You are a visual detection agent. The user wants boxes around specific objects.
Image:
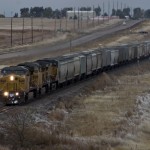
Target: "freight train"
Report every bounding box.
[0,41,150,105]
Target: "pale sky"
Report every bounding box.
[0,0,150,16]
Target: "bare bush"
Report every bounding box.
[48,109,66,121]
[3,108,35,149]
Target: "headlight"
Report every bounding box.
[4,92,9,96]
[15,92,19,96]
[10,76,14,81]
[14,100,18,104]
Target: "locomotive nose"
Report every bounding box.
[7,93,20,104]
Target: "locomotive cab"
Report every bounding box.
[18,62,43,91]
[0,66,29,104]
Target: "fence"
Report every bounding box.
[0,16,113,49]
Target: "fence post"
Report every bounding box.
[54,14,57,33]
[59,9,62,32]
[73,7,75,31]
[11,17,13,47]
[41,14,44,41]
[103,2,105,23]
[93,5,95,27]
[81,11,82,29]
[87,10,88,28]
[31,16,33,43]
[66,12,68,31]
[78,7,80,29]
[22,17,24,45]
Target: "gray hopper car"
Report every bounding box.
[110,49,119,66]
[101,49,111,68]
[2,40,150,105]
[90,48,102,71]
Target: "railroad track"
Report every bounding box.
[0,106,14,114]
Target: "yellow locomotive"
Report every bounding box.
[0,60,58,105]
[0,66,30,104]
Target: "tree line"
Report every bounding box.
[1,6,150,19]
[19,6,150,19]
[19,6,102,18]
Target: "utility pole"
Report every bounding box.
[66,10,68,31]
[87,9,89,27]
[54,13,57,33]
[103,2,104,23]
[124,3,126,9]
[70,37,72,53]
[121,2,122,11]
[93,5,94,27]
[68,34,72,53]
[81,10,83,29]
[98,5,100,25]
[108,0,110,21]
[11,17,13,47]
[113,0,114,10]
[73,7,75,31]
[41,14,44,41]
[22,17,24,45]
[78,7,80,29]
[31,16,33,43]
[59,9,62,32]
[10,11,13,47]
[130,7,133,17]
[116,0,118,17]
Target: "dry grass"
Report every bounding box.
[59,60,150,149]
[48,109,66,121]
[1,21,150,150]
[0,61,150,149]
[0,146,9,150]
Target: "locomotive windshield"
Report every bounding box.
[1,66,28,76]
[1,70,26,76]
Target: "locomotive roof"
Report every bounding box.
[130,42,141,46]
[57,56,74,62]
[43,58,58,64]
[101,48,111,51]
[35,60,50,68]
[62,52,82,56]
[112,44,129,48]
[18,62,41,72]
[63,53,87,59]
[46,55,75,62]
[144,41,150,43]
[81,50,96,55]
[1,66,29,74]
[2,66,28,72]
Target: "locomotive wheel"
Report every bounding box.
[33,90,37,98]
[51,83,57,90]
[24,93,28,102]
[45,86,49,93]
[39,88,41,95]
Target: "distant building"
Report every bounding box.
[0,14,5,18]
[125,16,129,20]
[67,11,96,20]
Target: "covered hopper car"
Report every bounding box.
[0,41,150,105]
